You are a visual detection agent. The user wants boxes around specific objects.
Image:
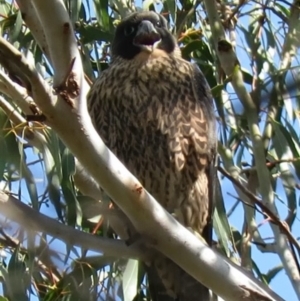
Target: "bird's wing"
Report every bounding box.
[190,63,216,153]
[190,62,217,244]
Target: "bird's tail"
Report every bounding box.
[145,252,210,301]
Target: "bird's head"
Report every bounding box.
[111,11,179,60]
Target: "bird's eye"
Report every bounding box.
[124,26,135,36]
[156,21,161,27]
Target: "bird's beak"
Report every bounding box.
[133,20,161,52]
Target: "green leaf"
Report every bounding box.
[0,108,22,179]
[93,0,110,31]
[142,0,154,11]
[272,120,300,179]
[123,259,139,301]
[166,0,177,24]
[265,265,283,283]
[7,246,28,301]
[22,161,39,210]
[211,83,226,99]
[252,260,269,285]
[9,10,22,44]
[274,2,290,18]
[76,23,112,44]
[43,130,63,218]
[61,147,81,226]
[213,179,233,257]
[69,0,82,24]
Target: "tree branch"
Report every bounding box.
[0,190,142,260]
[218,166,300,255]
[15,0,52,64]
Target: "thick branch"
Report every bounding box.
[30,0,80,87]
[0,69,36,116]
[15,0,52,63]
[0,190,142,260]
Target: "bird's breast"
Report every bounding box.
[108,56,193,99]
[88,55,210,216]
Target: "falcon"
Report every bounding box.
[87,11,217,301]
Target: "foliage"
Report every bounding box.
[0,0,299,300]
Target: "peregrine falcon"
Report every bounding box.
[88,11,217,301]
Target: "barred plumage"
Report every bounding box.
[88,11,217,301]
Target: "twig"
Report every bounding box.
[218,166,300,255]
[240,158,300,174]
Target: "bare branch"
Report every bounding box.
[0,190,143,260]
[30,0,79,87]
[15,0,51,63]
[0,69,36,116]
